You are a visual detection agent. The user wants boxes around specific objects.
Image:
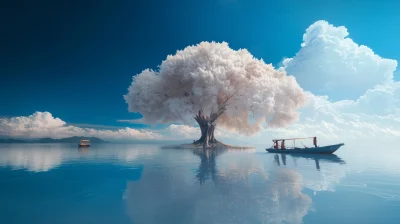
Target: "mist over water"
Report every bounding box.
[0,143,399,224]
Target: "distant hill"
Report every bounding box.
[0,138,27,143]
[0,136,108,144]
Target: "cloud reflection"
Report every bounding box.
[270,153,347,193]
[0,144,159,172]
[0,144,64,172]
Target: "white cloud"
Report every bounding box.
[0,112,162,141]
[166,124,199,139]
[339,82,400,116]
[0,111,66,137]
[281,20,397,101]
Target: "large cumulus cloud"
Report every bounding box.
[281,20,397,101]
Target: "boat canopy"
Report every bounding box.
[80,140,90,142]
[272,137,316,141]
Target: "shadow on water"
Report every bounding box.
[273,153,346,170]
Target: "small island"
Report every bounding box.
[162,141,255,150]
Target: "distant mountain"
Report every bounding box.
[0,136,108,144]
[0,138,27,143]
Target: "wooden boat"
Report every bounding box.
[78,139,91,147]
[265,137,344,154]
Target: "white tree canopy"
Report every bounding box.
[124,41,306,135]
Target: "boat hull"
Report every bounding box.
[266,143,344,154]
[78,144,90,147]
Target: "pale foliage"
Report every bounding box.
[124,42,306,135]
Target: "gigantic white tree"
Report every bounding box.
[124,42,306,147]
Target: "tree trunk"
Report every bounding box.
[194,111,218,148]
[191,93,236,148]
[208,124,216,142]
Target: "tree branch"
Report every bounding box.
[217,90,238,107]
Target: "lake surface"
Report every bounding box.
[1,143,400,224]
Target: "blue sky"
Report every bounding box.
[1,0,400,143]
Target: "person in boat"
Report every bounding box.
[281,140,285,150]
[274,140,279,149]
[313,137,317,147]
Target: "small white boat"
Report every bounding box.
[265,137,344,154]
[78,139,91,147]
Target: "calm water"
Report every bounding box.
[1,143,400,224]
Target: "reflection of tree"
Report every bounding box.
[192,148,227,185]
[124,149,312,224]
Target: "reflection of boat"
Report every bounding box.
[273,153,345,170]
[290,154,345,164]
[78,147,89,154]
[78,139,91,147]
[266,137,344,154]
